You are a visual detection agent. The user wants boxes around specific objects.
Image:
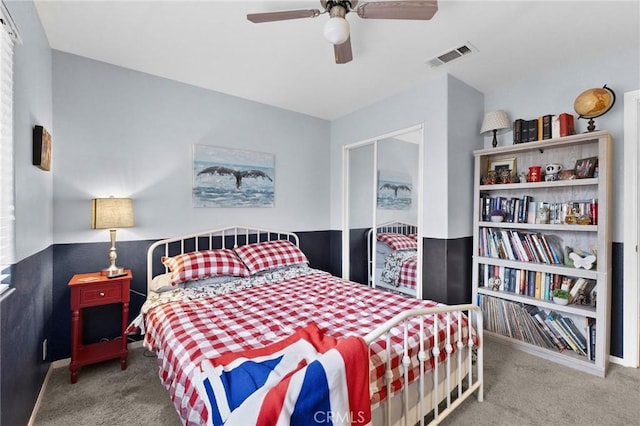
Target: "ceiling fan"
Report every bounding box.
[247,1,438,64]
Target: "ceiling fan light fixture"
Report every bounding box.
[323,16,350,45]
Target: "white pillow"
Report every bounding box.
[150,273,173,293]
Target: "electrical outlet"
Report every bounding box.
[42,339,47,361]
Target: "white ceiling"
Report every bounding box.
[33,1,640,120]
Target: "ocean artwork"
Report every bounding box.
[377,170,412,210]
[193,145,274,207]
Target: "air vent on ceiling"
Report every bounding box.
[427,43,477,68]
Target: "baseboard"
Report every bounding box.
[27,363,53,426]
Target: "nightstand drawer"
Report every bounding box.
[79,285,122,306]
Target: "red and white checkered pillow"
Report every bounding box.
[234,239,309,275]
[162,249,250,287]
[377,233,417,251]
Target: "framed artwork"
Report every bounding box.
[193,145,274,207]
[33,125,52,171]
[488,157,517,175]
[377,170,412,210]
[574,157,597,178]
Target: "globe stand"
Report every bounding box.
[586,118,596,132]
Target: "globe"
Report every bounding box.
[573,85,616,132]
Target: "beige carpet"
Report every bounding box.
[33,338,640,425]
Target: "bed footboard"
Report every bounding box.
[364,304,483,425]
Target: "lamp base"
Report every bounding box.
[101,266,127,278]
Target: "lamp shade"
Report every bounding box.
[323,16,350,45]
[480,110,511,135]
[90,198,134,229]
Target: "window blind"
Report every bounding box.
[0,2,19,284]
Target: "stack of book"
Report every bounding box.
[480,195,534,223]
[513,113,576,144]
[479,295,591,358]
[478,228,564,264]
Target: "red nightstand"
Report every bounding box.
[68,270,131,383]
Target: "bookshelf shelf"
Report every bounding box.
[483,331,604,376]
[479,221,596,232]
[480,178,598,191]
[472,130,611,377]
[477,287,597,318]
[475,256,598,279]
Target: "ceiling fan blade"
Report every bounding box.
[334,37,353,64]
[247,9,321,24]
[357,1,438,20]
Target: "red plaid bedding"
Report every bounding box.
[398,254,418,290]
[142,271,472,425]
[380,250,418,291]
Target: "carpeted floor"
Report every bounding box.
[33,338,640,425]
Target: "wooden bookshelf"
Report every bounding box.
[472,130,611,377]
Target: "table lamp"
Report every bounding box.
[480,110,511,148]
[91,197,134,278]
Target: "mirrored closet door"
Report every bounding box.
[342,125,424,299]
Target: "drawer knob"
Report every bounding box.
[99,292,105,297]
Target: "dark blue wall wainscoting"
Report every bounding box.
[422,237,473,305]
[611,242,624,358]
[1,248,52,426]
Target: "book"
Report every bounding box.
[588,319,596,361]
[551,114,561,138]
[527,270,536,297]
[528,307,566,351]
[558,113,576,137]
[550,312,586,355]
[538,234,558,264]
[534,271,542,298]
[559,316,588,352]
[569,278,588,303]
[577,280,597,305]
[513,119,525,144]
[527,119,538,142]
[542,114,553,139]
[500,230,516,260]
[537,116,543,141]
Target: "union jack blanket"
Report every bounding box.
[194,323,371,426]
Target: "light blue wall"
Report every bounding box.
[52,52,331,244]
[3,1,53,425]
[330,73,484,239]
[447,75,484,238]
[11,0,53,261]
[484,48,640,242]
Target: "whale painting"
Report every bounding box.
[193,145,274,207]
[377,170,412,210]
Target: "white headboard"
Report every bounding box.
[146,225,299,294]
